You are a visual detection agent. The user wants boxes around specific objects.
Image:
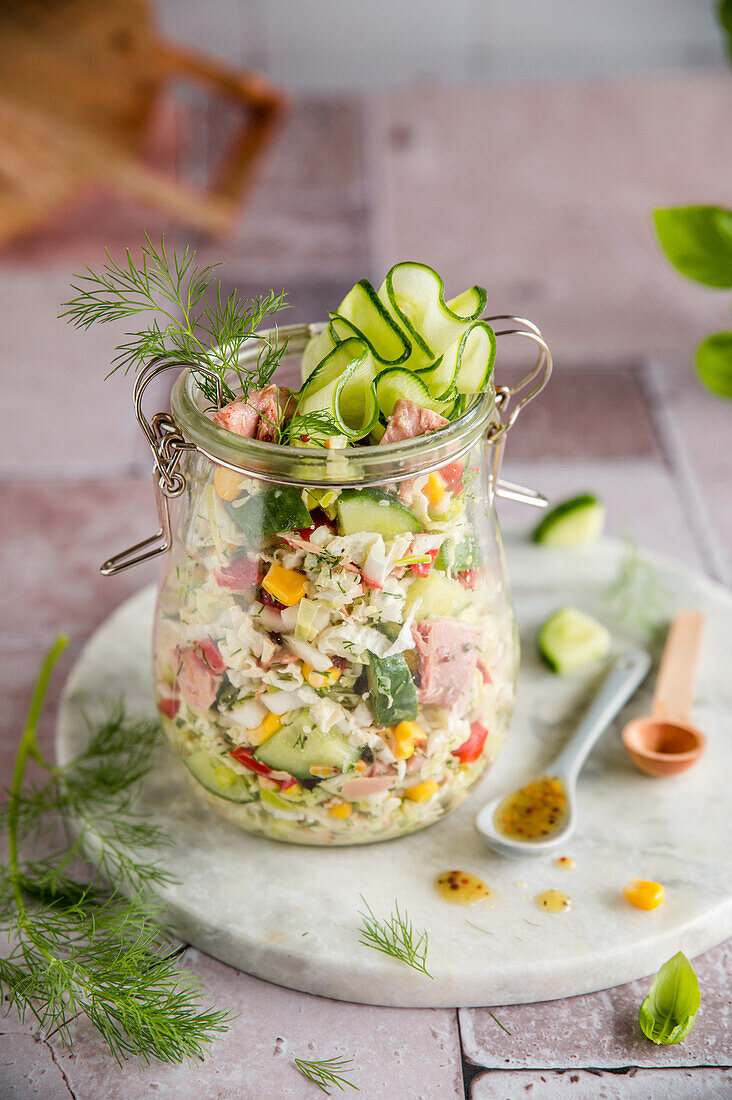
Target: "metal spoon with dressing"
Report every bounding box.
[476,648,651,857]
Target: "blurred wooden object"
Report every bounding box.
[0,0,287,244]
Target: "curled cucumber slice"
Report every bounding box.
[297,338,379,440]
[301,279,410,383]
[417,320,496,399]
[374,367,455,419]
[378,261,487,370]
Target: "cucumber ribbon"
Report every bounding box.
[298,262,496,441]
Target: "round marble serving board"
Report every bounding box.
[56,533,732,1008]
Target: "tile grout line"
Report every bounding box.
[640,359,729,585]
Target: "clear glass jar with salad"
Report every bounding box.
[104,263,551,845]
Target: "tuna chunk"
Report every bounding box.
[411,618,483,711]
[175,644,223,711]
[253,384,294,442]
[212,385,294,441]
[212,399,259,437]
[380,399,449,444]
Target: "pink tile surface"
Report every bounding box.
[471,1067,732,1099]
[0,1033,77,1100]
[369,74,732,362]
[461,938,732,1070]
[0,479,158,641]
[44,950,464,1100]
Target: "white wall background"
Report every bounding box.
[157,0,726,90]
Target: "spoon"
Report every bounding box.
[622,609,706,778]
[476,647,651,857]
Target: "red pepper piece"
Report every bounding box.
[215,555,260,590]
[157,697,180,720]
[192,638,226,675]
[331,655,347,671]
[409,548,439,578]
[230,747,273,776]
[452,721,489,764]
[458,569,478,589]
[440,462,465,493]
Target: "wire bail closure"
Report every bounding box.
[100,358,224,576]
[101,317,551,575]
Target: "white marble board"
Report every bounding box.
[56,533,732,1008]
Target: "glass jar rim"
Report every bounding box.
[170,322,496,488]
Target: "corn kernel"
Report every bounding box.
[425,472,446,507]
[404,780,439,803]
[392,721,426,744]
[247,712,282,746]
[327,799,352,819]
[309,765,339,778]
[280,783,303,798]
[302,663,342,689]
[623,879,665,911]
[213,467,244,501]
[393,740,415,760]
[262,563,307,606]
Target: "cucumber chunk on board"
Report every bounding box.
[533,494,605,547]
[538,607,611,674]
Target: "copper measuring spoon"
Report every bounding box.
[622,609,706,777]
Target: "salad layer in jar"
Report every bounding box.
[154,263,520,845]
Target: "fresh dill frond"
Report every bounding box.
[60,233,289,404]
[357,896,433,978]
[0,636,231,1064]
[294,1055,359,1095]
[604,538,672,635]
[282,409,342,446]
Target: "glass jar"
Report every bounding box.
[105,321,550,846]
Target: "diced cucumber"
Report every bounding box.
[366,651,418,725]
[532,494,605,547]
[434,536,481,575]
[226,487,311,537]
[184,750,255,803]
[538,607,611,674]
[405,573,470,618]
[254,714,360,780]
[374,367,454,419]
[336,488,421,537]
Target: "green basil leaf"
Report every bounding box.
[653,205,732,288]
[639,951,700,1046]
[719,0,732,62]
[696,331,732,398]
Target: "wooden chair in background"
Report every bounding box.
[0,0,288,246]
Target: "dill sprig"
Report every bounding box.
[0,635,231,1064]
[605,538,672,635]
[60,233,289,405]
[357,896,433,979]
[294,1055,359,1096]
[282,409,342,446]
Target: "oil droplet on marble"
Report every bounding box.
[554,856,576,870]
[536,889,572,913]
[436,870,497,906]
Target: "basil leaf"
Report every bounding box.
[719,0,732,62]
[653,205,732,288]
[639,951,700,1046]
[696,331,732,398]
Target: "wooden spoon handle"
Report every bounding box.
[651,609,705,723]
